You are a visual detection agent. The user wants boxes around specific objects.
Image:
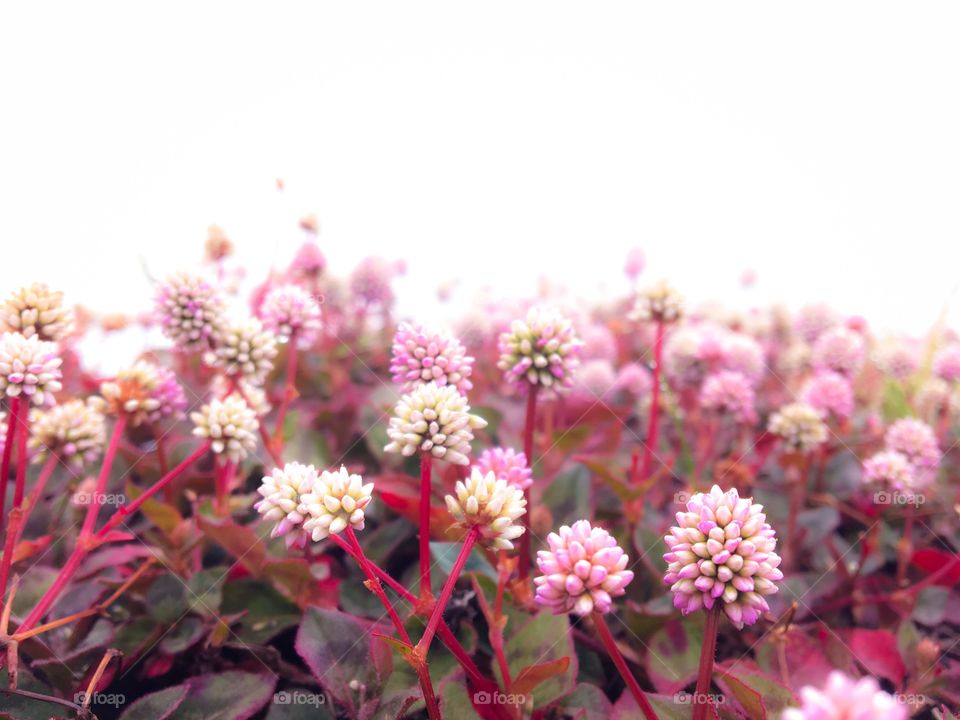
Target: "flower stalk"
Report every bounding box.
[692,605,721,720]
[417,526,479,656]
[517,386,538,583]
[0,396,21,536]
[592,612,659,720]
[419,452,433,601]
[639,319,665,482]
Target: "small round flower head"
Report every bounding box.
[384,382,487,465]
[445,468,526,550]
[300,466,374,541]
[260,284,322,348]
[390,322,474,394]
[154,272,227,350]
[100,360,186,426]
[2,283,74,342]
[884,418,940,477]
[497,306,582,396]
[579,323,618,363]
[350,256,394,306]
[570,359,617,402]
[781,671,907,720]
[876,344,918,380]
[29,398,105,468]
[915,378,950,421]
[811,327,865,377]
[768,402,828,453]
[862,450,915,492]
[629,280,683,324]
[624,247,645,280]
[699,371,757,424]
[475,447,532,490]
[800,370,854,420]
[535,520,634,616]
[663,485,782,629]
[794,303,837,344]
[206,318,278,385]
[289,241,326,281]
[0,332,63,406]
[933,343,960,382]
[191,393,258,464]
[721,333,765,385]
[615,362,652,398]
[255,462,316,545]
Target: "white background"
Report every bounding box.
[2,1,959,342]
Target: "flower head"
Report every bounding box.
[498,306,582,396]
[535,520,634,615]
[615,362,653,398]
[154,272,227,350]
[300,466,374,541]
[811,327,865,377]
[0,332,63,406]
[260,284,322,348]
[211,375,270,416]
[205,318,278,385]
[721,333,765,385]
[933,343,960,382]
[884,418,940,480]
[29,398,105,468]
[663,485,782,629]
[475,447,532,490]
[876,344,918,380]
[255,462,316,545]
[100,360,186,426]
[191,394,258,464]
[629,279,683,324]
[445,468,526,549]
[289,241,327,281]
[862,450,915,492]
[781,671,907,720]
[794,303,837,343]
[699,370,757,424]
[768,402,828,453]
[800,370,854,420]
[384,382,487,465]
[2,283,74,342]
[624,247,645,280]
[390,322,474,394]
[350,256,394,306]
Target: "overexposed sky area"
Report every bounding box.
[2,1,960,341]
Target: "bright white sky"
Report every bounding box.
[2,2,959,342]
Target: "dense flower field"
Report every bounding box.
[0,227,957,720]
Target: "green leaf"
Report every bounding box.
[264,689,334,720]
[553,684,613,720]
[221,578,301,644]
[197,514,267,574]
[501,612,576,708]
[439,680,483,719]
[119,685,189,720]
[912,586,949,626]
[295,607,386,709]
[645,617,702,694]
[715,663,795,719]
[171,671,276,720]
[146,574,189,624]
[187,567,226,615]
[430,541,496,581]
[542,464,590,527]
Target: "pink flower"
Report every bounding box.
[350,256,394,306]
[260,284,322,348]
[781,671,906,720]
[390,322,474,394]
[699,370,757,424]
[475,447,532,490]
[876,344,918,380]
[884,418,940,482]
[535,520,634,615]
[663,485,782,629]
[289,241,326,280]
[624,247,645,280]
[933,343,960,382]
[615,362,652,398]
[800,370,854,420]
[812,327,865,377]
[0,332,63,407]
[794,303,837,343]
[862,450,915,492]
[498,306,582,396]
[154,272,226,351]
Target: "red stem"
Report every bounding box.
[12,400,29,509]
[897,501,916,587]
[0,396,22,537]
[272,339,300,446]
[518,387,538,583]
[97,441,211,538]
[345,527,411,643]
[81,416,127,538]
[417,526,479,655]
[593,612,659,720]
[692,606,721,720]
[639,320,665,482]
[419,452,433,600]
[0,455,58,599]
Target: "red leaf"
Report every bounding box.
[512,657,571,696]
[844,629,906,686]
[911,548,960,586]
[12,534,52,563]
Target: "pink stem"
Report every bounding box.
[593,612,659,720]
[80,416,127,538]
[518,387,538,583]
[692,605,721,720]
[272,338,300,446]
[419,452,433,599]
[97,441,211,538]
[0,396,22,537]
[417,526,479,655]
[12,400,29,509]
[345,527,410,643]
[0,455,57,599]
[640,320,665,482]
